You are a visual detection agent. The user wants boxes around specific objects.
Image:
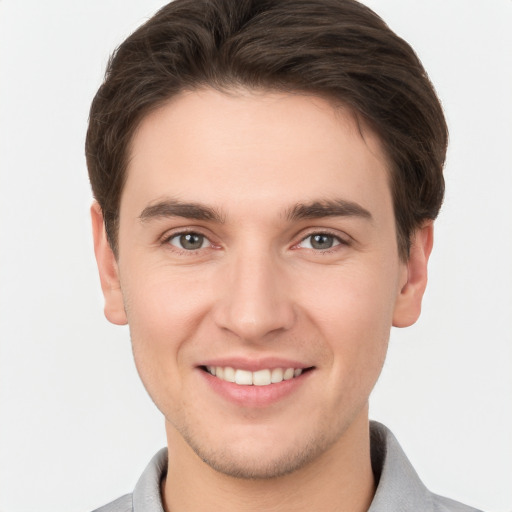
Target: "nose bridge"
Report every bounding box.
[214,243,295,341]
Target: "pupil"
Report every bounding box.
[311,234,333,249]
[180,233,203,250]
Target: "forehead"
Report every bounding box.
[123,87,392,220]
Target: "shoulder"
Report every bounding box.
[91,448,167,512]
[92,493,132,512]
[432,493,484,512]
[369,422,485,512]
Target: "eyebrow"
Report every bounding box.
[139,199,225,223]
[139,198,372,224]
[285,199,372,222]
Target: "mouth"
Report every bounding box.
[201,365,312,386]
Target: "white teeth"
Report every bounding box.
[206,365,305,385]
[223,366,236,382]
[253,369,271,386]
[271,368,284,383]
[235,369,253,385]
[283,368,294,380]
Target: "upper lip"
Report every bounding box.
[199,357,312,372]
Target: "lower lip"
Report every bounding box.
[198,368,312,408]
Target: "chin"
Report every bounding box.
[180,425,334,480]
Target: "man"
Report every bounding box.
[86,0,482,510]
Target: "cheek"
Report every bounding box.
[122,266,211,338]
[303,258,399,331]
[119,270,211,398]
[305,264,398,386]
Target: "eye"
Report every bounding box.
[168,232,209,251]
[299,233,342,250]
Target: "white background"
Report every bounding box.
[0,1,511,511]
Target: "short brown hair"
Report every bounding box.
[86,0,448,259]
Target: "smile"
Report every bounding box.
[204,366,304,386]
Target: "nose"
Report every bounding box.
[212,250,296,342]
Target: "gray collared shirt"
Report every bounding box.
[93,422,483,512]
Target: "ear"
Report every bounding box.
[392,222,434,328]
[91,202,128,325]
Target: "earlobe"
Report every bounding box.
[392,222,434,328]
[90,202,128,325]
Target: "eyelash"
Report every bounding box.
[294,231,350,253]
[160,229,216,254]
[161,229,349,255]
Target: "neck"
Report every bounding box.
[162,409,375,512]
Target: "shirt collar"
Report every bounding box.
[132,447,167,512]
[368,421,433,512]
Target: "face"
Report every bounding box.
[93,88,431,479]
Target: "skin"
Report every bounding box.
[92,88,432,512]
